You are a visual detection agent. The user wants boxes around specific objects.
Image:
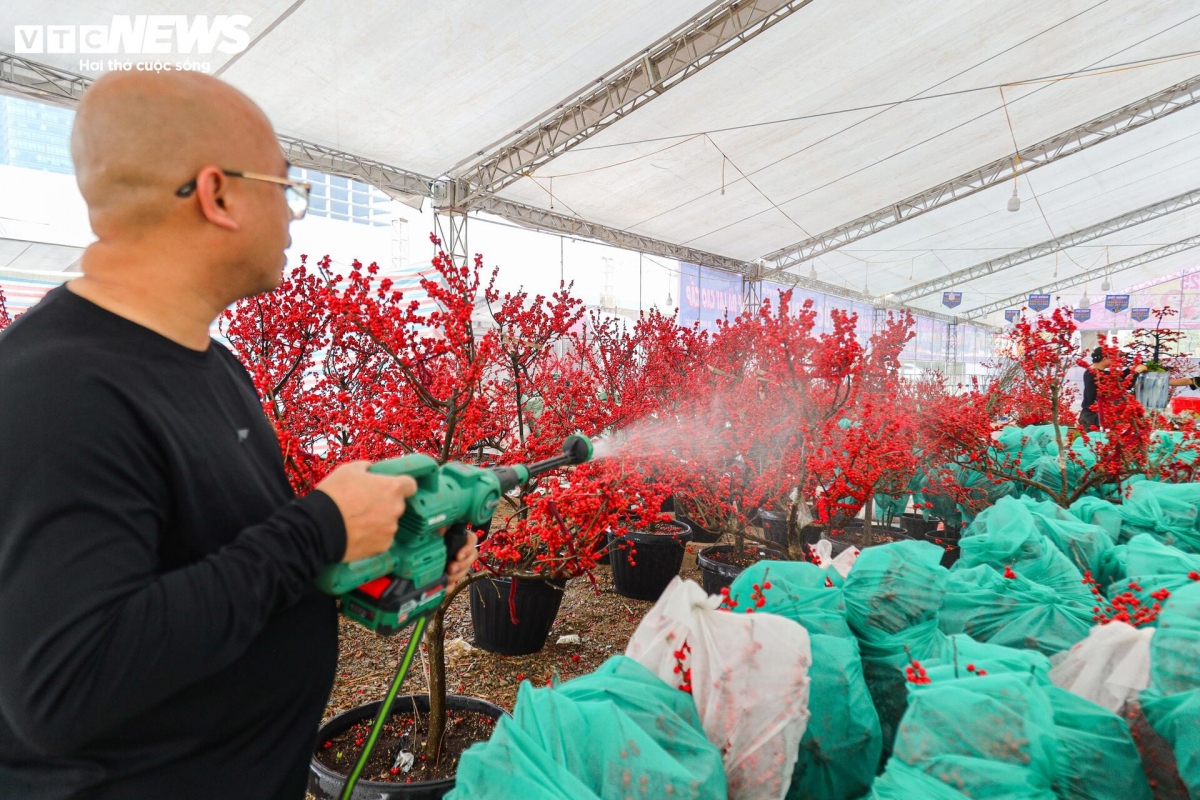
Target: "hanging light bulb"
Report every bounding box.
[1007,185,1021,212]
[1101,276,1111,292]
[666,291,673,306]
[809,263,818,282]
[1079,289,1090,308]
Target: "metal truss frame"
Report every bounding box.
[449,0,814,205]
[758,73,1200,276]
[944,320,959,379]
[0,52,440,208]
[277,135,434,208]
[473,194,755,273]
[962,234,1200,320]
[891,187,1200,302]
[433,211,469,268]
[0,52,89,105]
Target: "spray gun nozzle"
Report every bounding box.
[561,434,593,465]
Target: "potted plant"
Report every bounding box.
[1131,306,1185,411]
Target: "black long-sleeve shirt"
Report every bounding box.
[0,286,347,799]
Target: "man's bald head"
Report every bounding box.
[71,70,278,234]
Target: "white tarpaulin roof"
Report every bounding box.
[4,0,1200,324]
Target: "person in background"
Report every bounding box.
[1079,346,1146,430]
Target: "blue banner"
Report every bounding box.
[1005,310,1019,323]
[1028,293,1051,312]
[1105,294,1130,313]
[1073,307,1092,322]
[942,291,962,309]
[1131,307,1151,322]
[679,263,742,331]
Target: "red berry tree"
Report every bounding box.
[223,241,663,765]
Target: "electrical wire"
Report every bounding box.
[676,10,1200,249]
[630,1,1115,235]
[569,46,1200,154]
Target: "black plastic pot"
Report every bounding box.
[661,494,676,514]
[609,520,692,601]
[757,509,789,550]
[924,530,962,569]
[819,534,856,558]
[309,694,506,800]
[896,513,940,539]
[470,576,566,655]
[696,543,785,595]
[675,513,721,544]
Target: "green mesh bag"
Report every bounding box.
[446,656,726,800]
[842,540,949,761]
[729,562,881,800]
[873,492,909,526]
[1112,534,1200,617]
[923,633,1053,685]
[920,636,1151,800]
[996,424,1060,467]
[1149,429,1200,467]
[1094,543,1128,594]
[892,672,1060,800]
[1019,497,1115,577]
[940,565,1093,655]
[956,497,1092,604]
[729,561,850,639]
[1116,481,1200,553]
[913,466,964,529]
[1140,581,1200,797]
[1069,496,1124,542]
[865,760,973,799]
[1048,684,1153,800]
[950,463,1016,525]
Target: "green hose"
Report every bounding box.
[340,614,428,800]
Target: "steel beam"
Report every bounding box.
[277,135,434,208]
[749,266,992,329]
[962,235,1200,320]
[450,0,814,205]
[891,187,1200,302]
[475,196,998,329]
[759,73,1200,276]
[0,52,439,208]
[474,195,756,274]
[434,211,469,268]
[0,52,88,106]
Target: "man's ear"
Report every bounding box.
[192,166,239,232]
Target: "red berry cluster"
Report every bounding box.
[672,641,693,694]
[965,663,988,677]
[905,659,931,684]
[1003,565,1016,579]
[1083,571,1169,627]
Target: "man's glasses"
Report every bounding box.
[176,170,311,220]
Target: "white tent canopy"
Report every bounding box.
[3,0,1200,326]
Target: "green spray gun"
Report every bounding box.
[317,435,593,799]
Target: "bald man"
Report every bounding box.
[0,71,476,799]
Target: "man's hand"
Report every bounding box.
[447,531,479,586]
[315,462,417,562]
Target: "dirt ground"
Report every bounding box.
[323,547,705,724]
